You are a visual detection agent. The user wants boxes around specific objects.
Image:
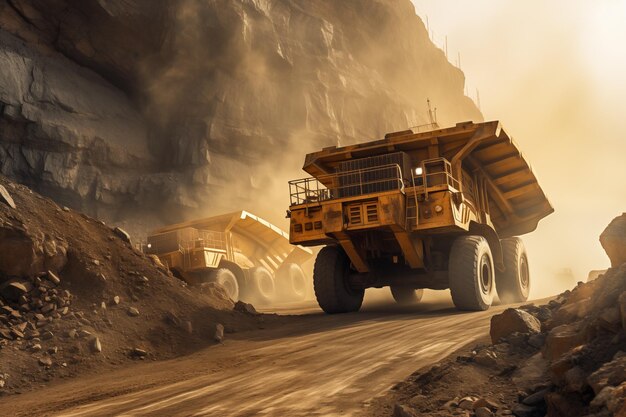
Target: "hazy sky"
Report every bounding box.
[410,1,626,294]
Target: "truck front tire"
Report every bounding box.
[496,237,530,303]
[390,287,424,305]
[314,246,364,314]
[246,266,276,305]
[449,235,495,311]
[210,268,240,301]
[277,263,308,301]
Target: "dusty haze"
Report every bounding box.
[411,0,626,297]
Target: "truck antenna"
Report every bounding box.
[427,99,438,126]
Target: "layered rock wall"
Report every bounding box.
[0,0,481,231]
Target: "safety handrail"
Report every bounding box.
[289,164,405,206]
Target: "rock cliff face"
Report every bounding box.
[0,0,481,232]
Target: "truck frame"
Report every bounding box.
[146,210,313,304]
[287,121,553,313]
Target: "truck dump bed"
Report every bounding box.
[299,121,553,237]
[152,210,312,275]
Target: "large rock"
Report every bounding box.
[0,222,67,277]
[0,280,29,302]
[587,352,626,395]
[549,298,593,327]
[600,213,626,267]
[0,0,481,231]
[490,308,541,344]
[0,185,15,209]
[543,322,585,361]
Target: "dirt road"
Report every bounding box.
[4,292,524,417]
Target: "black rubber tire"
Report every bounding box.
[449,235,495,311]
[496,237,530,304]
[246,266,276,305]
[210,268,240,301]
[277,263,308,301]
[390,287,424,305]
[314,246,364,314]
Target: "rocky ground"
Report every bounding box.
[375,214,626,417]
[0,175,273,396]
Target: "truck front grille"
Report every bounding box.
[346,202,379,227]
[366,203,378,223]
[348,205,362,225]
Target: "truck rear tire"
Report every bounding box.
[210,268,240,301]
[390,287,424,305]
[496,237,530,303]
[246,266,276,305]
[449,235,495,311]
[314,246,364,314]
[277,263,308,301]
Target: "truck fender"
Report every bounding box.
[469,221,504,272]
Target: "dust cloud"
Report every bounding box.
[412,0,626,298]
[140,1,622,304]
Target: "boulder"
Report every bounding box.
[528,333,546,349]
[544,392,584,417]
[38,357,52,367]
[510,403,536,417]
[131,347,147,357]
[590,386,615,409]
[600,213,626,267]
[473,398,499,411]
[214,323,224,343]
[474,349,499,368]
[587,352,626,395]
[522,388,549,406]
[490,308,541,344]
[113,227,132,244]
[564,280,598,306]
[182,320,193,334]
[606,382,626,414]
[564,366,587,392]
[234,301,258,315]
[147,254,165,269]
[597,306,621,332]
[0,224,67,277]
[46,271,61,285]
[89,336,102,353]
[475,407,493,417]
[458,397,477,410]
[543,323,585,361]
[0,281,29,302]
[0,185,16,209]
[549,298,592,327]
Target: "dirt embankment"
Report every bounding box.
[375,213,626,417]
[0,176,268,395]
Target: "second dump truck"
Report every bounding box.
[146,211,312,304]
[287,121,553,313]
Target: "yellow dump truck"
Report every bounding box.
[287,121,554,313]
[146,211,313,303]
